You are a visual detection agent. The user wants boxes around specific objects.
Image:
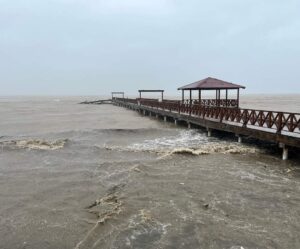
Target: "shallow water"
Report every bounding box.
[0,96,299,249]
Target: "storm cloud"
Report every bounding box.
[1,0,299,95]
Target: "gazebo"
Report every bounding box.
[178,77,245,108]
[138,90,164,101]
[111,92,125,99]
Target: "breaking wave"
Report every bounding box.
[128,130,210,150]
[164,143,257,156]
[0,139,68,150]
[103,130,259,156]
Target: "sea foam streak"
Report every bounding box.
[0,139,68,150]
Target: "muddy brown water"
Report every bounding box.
[0,96,299,249]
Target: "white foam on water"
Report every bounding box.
[127,130,210,151]
[125,209,171,244]
[0,139,68,150]
[104,130,259,156]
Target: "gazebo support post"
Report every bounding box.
[182,90,184,103]
[225,89,228,107]
[189,90,192,116]
[199,90,201,105]
[161,92,164,101]
[237,88,240,108]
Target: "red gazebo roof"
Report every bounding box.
[178,77,246,90]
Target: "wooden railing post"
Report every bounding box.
[276,112,283,133]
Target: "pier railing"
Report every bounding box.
[114,97,138,104]
[182,99,238,107]
[114,98,300,135]
[114,97,238,107]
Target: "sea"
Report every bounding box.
[0,95,299,249]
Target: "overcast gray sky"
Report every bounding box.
[1,0,300,95]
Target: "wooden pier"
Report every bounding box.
[113,98,300,160]
[109,78,300,160]
[79,92,125,104]
[80,99,112,104]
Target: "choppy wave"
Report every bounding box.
[86,193,123,224]
[105,143,258,157]
[164,143,257,156]
[75,185,124,249]
[122,209,171,247]
[128,130,210,150]
[102,130,259,156]
[0,139,68,150]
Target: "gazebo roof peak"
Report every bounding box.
[178,77,246,90]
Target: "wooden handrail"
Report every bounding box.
[135,99,300,134]
[113,98,300,134]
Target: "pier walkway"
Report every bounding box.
[80,99,112,105]
[113,98,300,160]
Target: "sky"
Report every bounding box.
[1,0,300,96]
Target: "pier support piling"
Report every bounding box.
[164,116,167,122]
[207,128,212,137]
[174,119,178,126]
[187,122,191,129]
[156,114,159,119]
[283,147,289,160]
[236,134,242,143]
[279,143,289,160]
